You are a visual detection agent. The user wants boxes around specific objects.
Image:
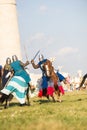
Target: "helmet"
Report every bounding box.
[6,57,11,65]
[39,54,44,61]
[12,55,18,62]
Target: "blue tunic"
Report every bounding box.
[41,75,48,88]
[56,71,65,82]
[38,59,48,88]
[38,59,47,66]
[38,59,47,75]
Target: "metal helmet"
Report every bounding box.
[39,54,44,61]
[12,55,18,62]
[6,57,11,65]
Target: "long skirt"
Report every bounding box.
[38,78,54,97]
[1,76,28,104]
[58,85,65,95]
[47,86,54,96]
[38,86,54,97]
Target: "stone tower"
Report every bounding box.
[0,0,22,65]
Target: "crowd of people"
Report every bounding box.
[0,54,87,108]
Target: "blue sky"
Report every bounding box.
[16,0,87,76]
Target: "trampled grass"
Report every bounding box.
[0,90,87,130]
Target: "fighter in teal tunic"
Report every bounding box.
[0,55,31,105]
[11,59,31,84]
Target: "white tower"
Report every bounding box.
[0,0,22,65]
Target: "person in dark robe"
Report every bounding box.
[2,57,11,89]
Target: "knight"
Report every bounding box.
[0,55,31,107]
[31,54,54,76]
[31,54,55,102]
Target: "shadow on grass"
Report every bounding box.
[0,102,31,109]
[33,99,51,104]
[33,98,63,104]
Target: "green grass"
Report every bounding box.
[0,90,87,130]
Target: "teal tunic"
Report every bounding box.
[11,60,31,83]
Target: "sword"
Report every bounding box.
[23,45,28,61]
[32,50,40,60]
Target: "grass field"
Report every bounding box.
[0,90,87,130]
